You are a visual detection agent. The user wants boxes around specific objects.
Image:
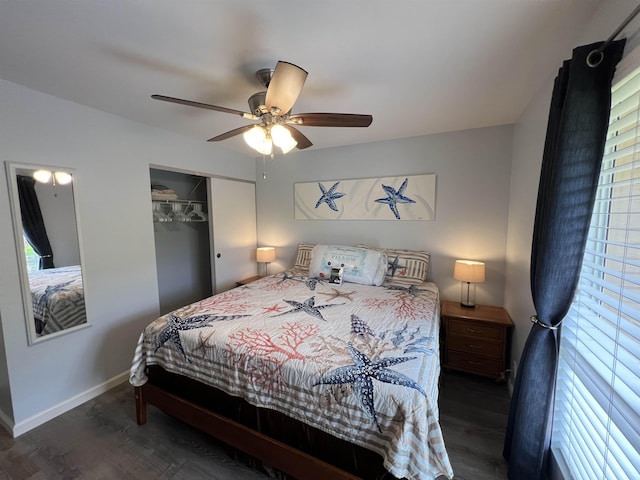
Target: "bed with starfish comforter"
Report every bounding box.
[29,265,86,335]
[130,269,453,480]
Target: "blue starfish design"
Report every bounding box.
[387,256,406,277]
[314,343,426,431]
[385,284,428,296]
[275,271,296,283]
[374,177,416,219]
[155,313,248,361]
[37,281,73,309]
[315,181,346,212]
[275,272,323,290]
[271,296,344,321]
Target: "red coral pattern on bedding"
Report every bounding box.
[130,271,453,480]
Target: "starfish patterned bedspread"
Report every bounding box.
[130,270,454,480]
[29,265,85,334]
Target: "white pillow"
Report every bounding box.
[309,245,387,286]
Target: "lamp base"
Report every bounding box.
[259,262,271,277]
[460,282,477,308]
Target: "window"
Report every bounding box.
[551,52,640,479]
[23,234,40,273]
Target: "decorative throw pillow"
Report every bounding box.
[294,243,315,271]
[357,244,430,285]
[309,245,387,286]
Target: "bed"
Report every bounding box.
[130,245,453,480]
[28,264,86,335]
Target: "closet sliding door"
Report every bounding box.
[209,178,257,293]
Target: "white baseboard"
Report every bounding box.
[12,370,129,437]
[0,406,14,434]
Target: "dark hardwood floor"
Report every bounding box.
[0,370,510,479]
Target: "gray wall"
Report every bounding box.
[0,79,255,433]
[256,125,513,306]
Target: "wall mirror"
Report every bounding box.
[5,162,89,345]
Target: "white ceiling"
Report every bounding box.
[0,0,604,154]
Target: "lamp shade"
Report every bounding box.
[453,260,485,283]
[270,124,297,153]
[244,125,273,155]
[256,247,276,263]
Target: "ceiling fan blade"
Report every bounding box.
[289,113,373,128]
[152,94,253,118]
[207,124,255,142]
[284,125,313,150]
[265,61,308,115]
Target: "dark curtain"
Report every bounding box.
[503,40,625,479]
[16,175,55,270]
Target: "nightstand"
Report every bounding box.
[235,275,263,287]
[441,300,513,380]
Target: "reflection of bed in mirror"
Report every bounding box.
[28,264,86,335]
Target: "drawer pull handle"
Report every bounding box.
[467,360,482,365]
[466,328,481,333]
[467,344,482,349]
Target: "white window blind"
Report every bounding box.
[551,57,640,479]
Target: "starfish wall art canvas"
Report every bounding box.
[294,174,436,220]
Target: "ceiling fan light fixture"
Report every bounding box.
[278,136,297,154]
[244,125,272,155]
[271,124,298,153]
[153,60,372,154]
[54,171,73,185]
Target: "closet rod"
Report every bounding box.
[588,4,640,67]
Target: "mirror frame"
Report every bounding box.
[5,161,91,345]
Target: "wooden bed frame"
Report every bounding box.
[134,366,398,480]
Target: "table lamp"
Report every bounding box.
[453,260,485,308]
[256,247,276,276]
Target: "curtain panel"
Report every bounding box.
[16,175,55,270]
[503,40,625,479]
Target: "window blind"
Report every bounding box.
[551,58,640,479]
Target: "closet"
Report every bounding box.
[150,168,257,315]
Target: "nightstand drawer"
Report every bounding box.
[447,334,503,358]
[448,318,503,341]
[446,351,504,377]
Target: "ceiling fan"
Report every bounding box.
[151,61,373,155]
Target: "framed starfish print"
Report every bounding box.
[294,174,436,220]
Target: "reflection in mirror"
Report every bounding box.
[6,162,89,344]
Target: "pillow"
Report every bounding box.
[309,245,387,286]
[357,244,430,285]
[293,243,314,271]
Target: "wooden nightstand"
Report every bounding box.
[235,275,263,287]
[441,300,513,380]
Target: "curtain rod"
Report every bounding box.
[588,3,640,67]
